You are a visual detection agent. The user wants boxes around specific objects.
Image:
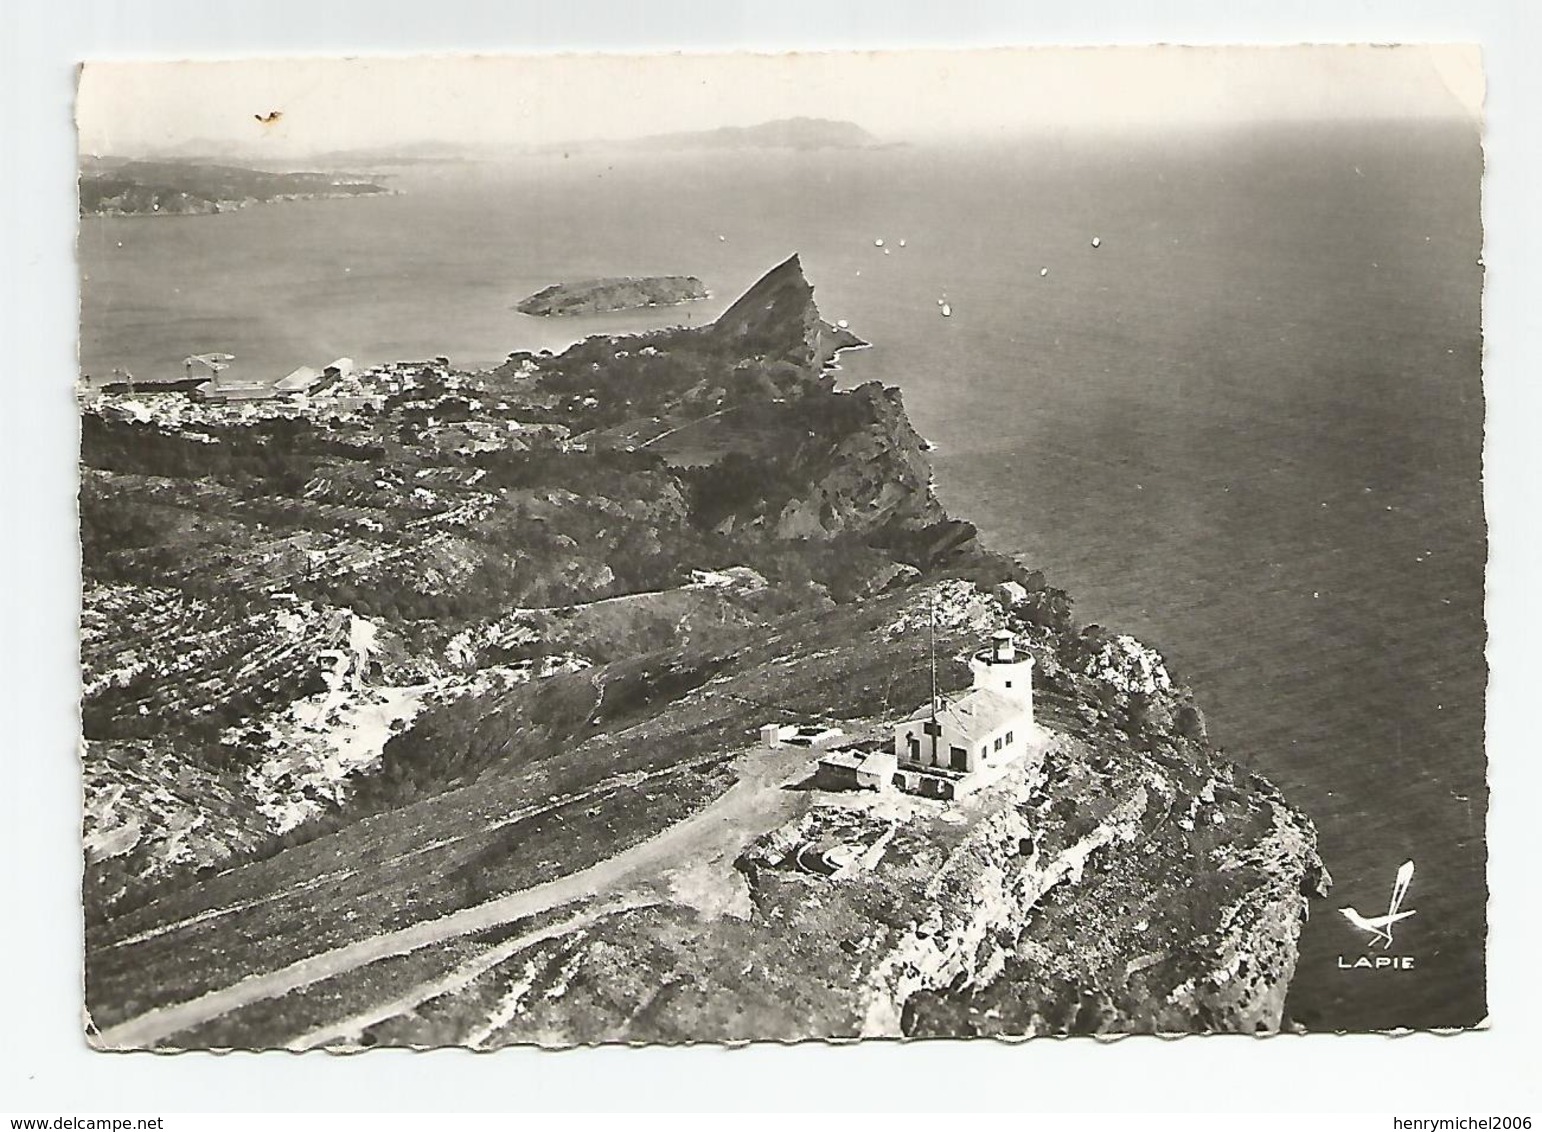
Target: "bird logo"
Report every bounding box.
[1339,860,1416,948]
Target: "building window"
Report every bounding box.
[980,745,988,759]
[1005,680,1012,688]
[923,720,942,737]
[994,736,1003,752]
[1006,730,1014,745]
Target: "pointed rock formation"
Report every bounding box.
[710,253,866,373]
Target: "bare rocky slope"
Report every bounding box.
[80,254,1328,1047]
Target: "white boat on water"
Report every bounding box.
[1091,235,1102,248]
[940,303,952,318]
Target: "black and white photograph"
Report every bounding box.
[73,45,1487,1050]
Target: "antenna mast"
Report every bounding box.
[928,589,941,766]
[929,589,938,716]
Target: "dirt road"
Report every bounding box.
[94,745,810,1049]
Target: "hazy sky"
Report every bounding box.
[77,45,1483,157]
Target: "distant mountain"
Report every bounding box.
[91,137,478,171]
[126,137,262,163]
[635,117,878,152]
[546,117,875,157]
[302,140,481,167]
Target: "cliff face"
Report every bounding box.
[710,252,866,373]
[771,382,948,540]
[892,750,1330,1037]
[698,255,943,542]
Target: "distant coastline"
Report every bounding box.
[79,158,390,218]
[84,191,397,219]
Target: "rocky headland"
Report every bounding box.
[516,275,708,317]
[78,252,1327,1048]
[79,158,389,217]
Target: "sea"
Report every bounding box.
[78,118,1487,1031]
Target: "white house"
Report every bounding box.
[892,629,1035,798]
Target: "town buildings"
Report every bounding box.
[194,357,355,404]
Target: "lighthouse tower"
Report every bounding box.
[968,629,1034,719]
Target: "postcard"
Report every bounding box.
[76,46,1486,1048]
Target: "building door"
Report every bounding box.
[950,745,969,772]
[907,735,921,761]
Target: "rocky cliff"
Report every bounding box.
[710,252,867,373]
[80,254,1328,1048]
[769,381,948,540]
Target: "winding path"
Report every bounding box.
[283,901,646,1050]
[94,746,807,1050]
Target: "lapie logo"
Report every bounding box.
[1337,859,1417,970]
[1340,859,1416,947]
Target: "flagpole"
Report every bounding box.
[929,590,939,765]
[929,590,937,714]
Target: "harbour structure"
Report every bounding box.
[194,357,357,403]
[193,374,276,403]
[273,366,322,395]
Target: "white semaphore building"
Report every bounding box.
[892,629,1038,799]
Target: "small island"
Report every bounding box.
[516,275,708,317]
